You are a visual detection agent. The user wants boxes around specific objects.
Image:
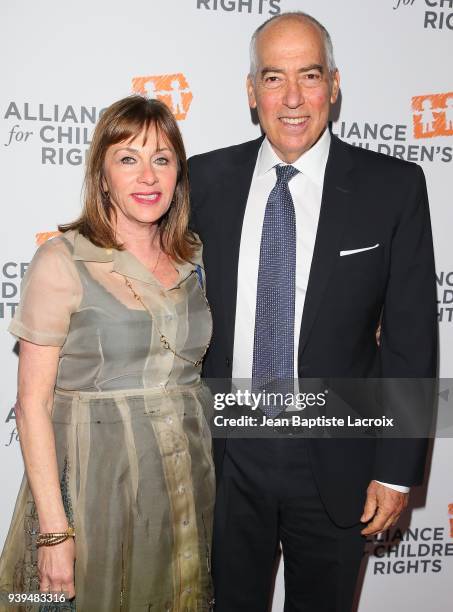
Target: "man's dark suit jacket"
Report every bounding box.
[188,133,437,527]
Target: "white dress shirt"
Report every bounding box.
[231,128,408,494]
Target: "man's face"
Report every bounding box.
[247,18,340,163]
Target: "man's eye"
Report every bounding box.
[305,72,321,81]
[120,156,136,164]
[263,75,282,89]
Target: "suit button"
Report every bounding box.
[225,357,231,367]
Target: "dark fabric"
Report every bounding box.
[188,134,438,526]
[213,438,365,612]
[188,133,437,610]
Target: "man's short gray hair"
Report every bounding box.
[249,11,337,78]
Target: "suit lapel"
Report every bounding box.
[298,135,354,359]
[218,138,263,357]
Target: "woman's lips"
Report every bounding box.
[131,192,162,204]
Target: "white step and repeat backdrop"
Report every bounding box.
[1,1,452,610]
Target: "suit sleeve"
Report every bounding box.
[373,164,437,486]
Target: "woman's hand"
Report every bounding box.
[38,537,76,598]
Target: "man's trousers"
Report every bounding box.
[212,437,366,612]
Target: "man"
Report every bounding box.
[189,12,437,612]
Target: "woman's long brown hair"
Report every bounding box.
[59,95,198,262]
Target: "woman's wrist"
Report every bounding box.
[37,526,75,548]
[39,516,69,533]
[37,499,69,533]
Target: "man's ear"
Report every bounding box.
[330,69,340,104]
[247,75,257,109]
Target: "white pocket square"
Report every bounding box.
[340,243,380,257]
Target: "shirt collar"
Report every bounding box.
[73,231,115,263]
[256,127,331,187]
[72,231,196,287]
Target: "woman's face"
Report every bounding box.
[102,125,178,232]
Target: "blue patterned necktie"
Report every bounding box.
[252,164,299,417]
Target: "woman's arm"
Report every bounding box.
[16,339,75,597]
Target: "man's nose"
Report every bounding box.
[283,79,305,109]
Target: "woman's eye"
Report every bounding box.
[154,156,169,166]
[120,156,136,164]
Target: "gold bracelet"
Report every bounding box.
[36,526,75,548]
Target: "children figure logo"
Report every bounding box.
[132,73,193,120]
[412,92,453,138]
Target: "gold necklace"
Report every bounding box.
[124,275,212,367]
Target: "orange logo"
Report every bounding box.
[132,73,193,120]
[449,504,453,538]
[36,231,60,246]
[412,92,453,139]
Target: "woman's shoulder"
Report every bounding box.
[29,230,78,275]
[36,230,76,255]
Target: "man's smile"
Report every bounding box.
[279,116,309,126]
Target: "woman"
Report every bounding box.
[0,96,215,611]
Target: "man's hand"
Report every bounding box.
[360,480,408,535]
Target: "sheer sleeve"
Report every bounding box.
[8,237,82,346]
